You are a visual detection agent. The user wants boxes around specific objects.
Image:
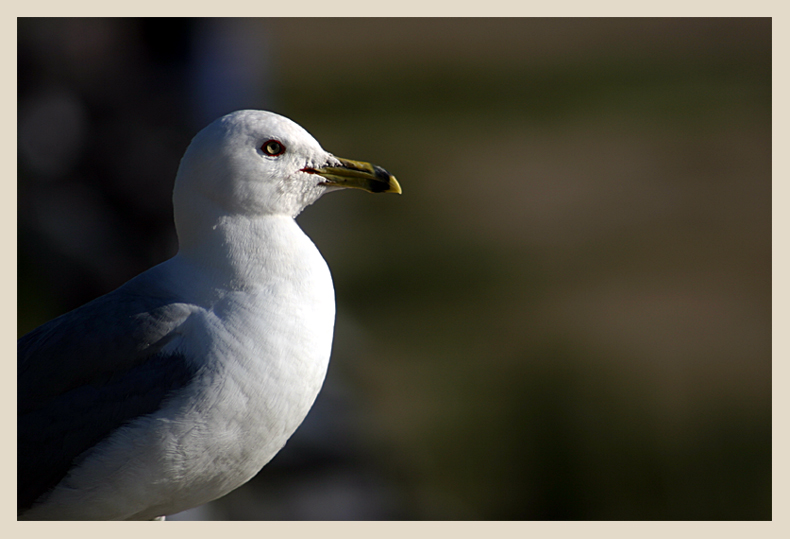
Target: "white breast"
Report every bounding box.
[25,217,336,521]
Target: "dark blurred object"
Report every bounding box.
[18,19,192,325]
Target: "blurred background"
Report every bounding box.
[17,18,771,520]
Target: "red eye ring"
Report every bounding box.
[262,140,286,157]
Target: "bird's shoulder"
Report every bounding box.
[18,268,198,414]
[17,268,207,515]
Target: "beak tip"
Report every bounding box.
[389,176,403,195]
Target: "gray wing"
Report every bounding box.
[17,274,200,515]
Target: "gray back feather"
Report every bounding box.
[18,274,200,514]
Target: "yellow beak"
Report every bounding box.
[309,157,401,194]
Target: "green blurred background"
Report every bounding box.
[17,18,771,520]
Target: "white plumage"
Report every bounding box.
[17,110,400,520]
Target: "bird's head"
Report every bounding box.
[173,110,400,228]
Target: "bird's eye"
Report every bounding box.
[262,140,285,157]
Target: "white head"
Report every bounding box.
[175,110,331,222]
[172,110,400,250]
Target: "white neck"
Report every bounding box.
[175,212,325,293]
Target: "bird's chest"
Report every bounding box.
[165,278,336,494]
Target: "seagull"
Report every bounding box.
[17,110,401,520]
